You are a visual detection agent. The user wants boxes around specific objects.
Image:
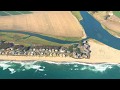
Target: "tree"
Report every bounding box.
[79,40,83,46]
[68,45,73,53]
[76,48,81,54]
[73,44,78,48]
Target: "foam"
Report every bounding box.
[44,74,47,76]
[80,66,87,70]
[0,60,119,74]
[74,65,78,67]
[0,61,12,70]
[42,61,115,72]
[17,61,45,71]
[8,68,16,74]
[0,61,45,73]
[80,64,113,72]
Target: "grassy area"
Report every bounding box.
[20,36,65,46]
[113,11,120,18]
[71,11,82,21]
[0,32,71,46]
[41,33,82,42]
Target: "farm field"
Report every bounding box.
[0,11,84,38]
[71,11,82,21]
[113,11,120,18]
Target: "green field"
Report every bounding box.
[41,33,82,42]
[71,11,82,21]
[113,11,120,18]
[0,32,77,46]
[0,11,32,16]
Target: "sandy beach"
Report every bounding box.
[0,39,120,64]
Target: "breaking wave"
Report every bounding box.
[79,63,113,72]
[0,60,119,74]
[0,61,45,74]
[42,61,117,72]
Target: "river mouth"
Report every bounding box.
[80,11,120,50]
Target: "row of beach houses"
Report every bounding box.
[0,40,91,59]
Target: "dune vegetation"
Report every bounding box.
[113,11,120,18]
[71,11,82,21]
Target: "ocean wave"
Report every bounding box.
[0,61,12,70]
[80,64,113,72]
[0,60,119,74]
[15,61,45,72]
[0,61,45,74]
[42,61,114,72]
[8,68,16,74]
[74,65,78,67]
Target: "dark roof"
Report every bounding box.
[0,43,14,49]
[13,45,24,50]
[23,46,31,51]
[30,46,61,50]
[0,40,6,45]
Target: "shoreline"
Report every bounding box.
[0,39,120,64]
[0,55,119,64]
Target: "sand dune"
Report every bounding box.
[0,11,85,38]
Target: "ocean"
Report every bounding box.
[0,61,120,79]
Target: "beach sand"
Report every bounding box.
[0,39,120,64]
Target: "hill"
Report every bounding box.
[0,11,84,38]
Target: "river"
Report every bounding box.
[0,30,78,44]
[80,11,120,50]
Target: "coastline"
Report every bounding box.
[0,39,120,64]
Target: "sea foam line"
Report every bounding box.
[42,61,116,72]
[0,60,119,73]
[0,61,45,74]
